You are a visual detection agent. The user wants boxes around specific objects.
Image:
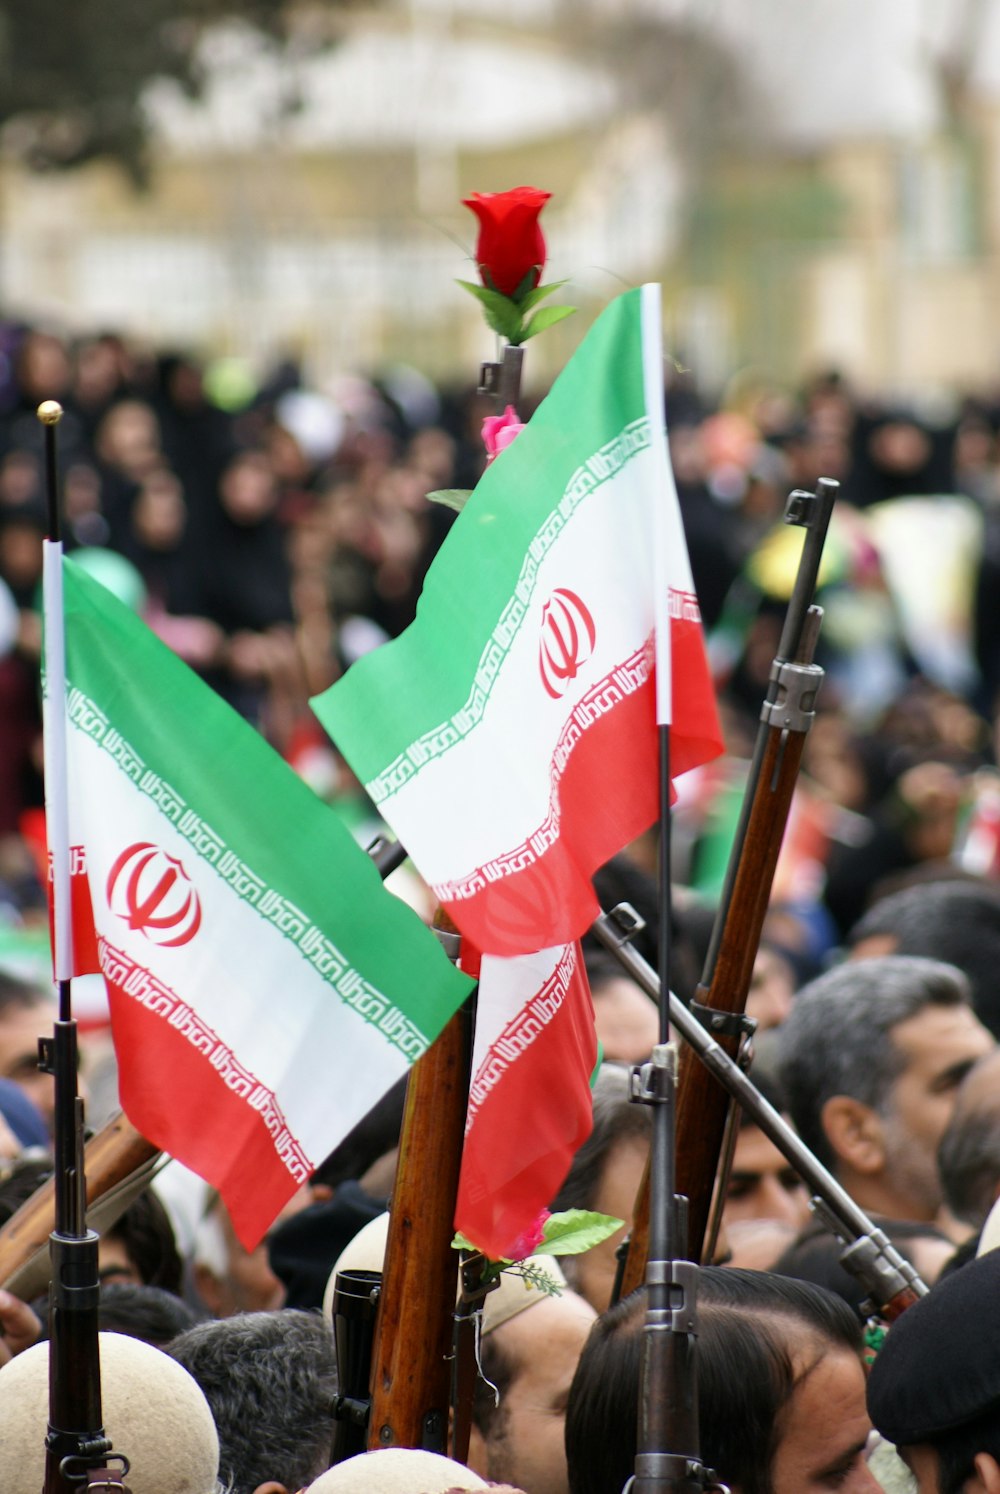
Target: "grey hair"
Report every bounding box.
[778,956,970,1170]
[168,1310,337,1494]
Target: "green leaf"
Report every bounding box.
[539,1209,624,1256]
[520,304,577,341]
[455,279,524,341]
[517,279,571,314]
[509,266,544,303]
[427,488,473,514]
[451,1231,480,1252]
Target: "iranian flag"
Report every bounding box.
[43,553,472,1247]
[312,285,723,956]
[455,941,597,1260]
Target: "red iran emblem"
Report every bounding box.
[106,842,202,948]
[538,588,597,700]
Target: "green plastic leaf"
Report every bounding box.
[452,1231,480,1252]
[427,488,473,514]
[521,304,577,341]
[517,279,571,314]
[455,280,524,341]
[509,266,544,303]
[539,1209,624,1256]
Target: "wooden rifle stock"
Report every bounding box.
[619,481,836,1298]
[364,342,518,1455]
[367,927,471,1453]
[0,1114,158,1302]
[674,705,815,1258]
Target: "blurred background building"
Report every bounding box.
[3,0,1000,398]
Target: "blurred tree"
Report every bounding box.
[0,0,356,183]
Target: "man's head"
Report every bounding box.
[849,879,1000,1038]
[0,972,56,1131]
[468,1282,596,1494]
[723,1067,810,1236]
[867,1248,1000,1492]
[779,956,994,1220]
[550,1063,651,1311]
[0,1330,220,1493]
[566,1267,878,1494]
[937,1049,1000,1234]
[168,1308,338,1494]
[328,1216,595,1494]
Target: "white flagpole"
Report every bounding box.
[39,401,73,987]
[641,281,675,729]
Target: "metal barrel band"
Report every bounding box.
[759,659,825,732]
[688,1003,757,1042]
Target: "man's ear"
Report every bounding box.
[820,1096,885,1176]
[971,1452,1000,1492]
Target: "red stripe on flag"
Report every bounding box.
[105,972,309,1250]
[456,945,597,1260]
[69,864,101,977]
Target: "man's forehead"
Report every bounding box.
[953,1047,1000,1112]
[890,1001,993,1070]
[496,1289,596,1364]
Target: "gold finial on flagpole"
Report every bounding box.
[37,399,64,425]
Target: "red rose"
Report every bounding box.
[463,186,552,300]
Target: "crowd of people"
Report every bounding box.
[5,311,1000,1490]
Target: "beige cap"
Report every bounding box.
[323,1211,566,1334]
[0,1332,220,1494]
[305,1447,490,1492]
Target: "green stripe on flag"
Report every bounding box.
[312,289,646,779]
[62,559,472,1037]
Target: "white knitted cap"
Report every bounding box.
[305,1447,490,1492]
[0,1331,220,1494]
[323,1211,566,1334]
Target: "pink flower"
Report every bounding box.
[482,405,525,463]
[508,1209,550,1260]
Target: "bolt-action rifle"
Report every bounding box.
[595,904,927,1320]
[365,923,472,1454]
[38,400,131,1492]
[619,478,837,1298]
[332,349,525,1465]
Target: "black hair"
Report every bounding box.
[931,1409,1000,1494]
[566,1267,863,1494]
[98,1282,200,1345]
[105,1188,183,1297]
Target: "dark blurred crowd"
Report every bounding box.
[8,317,1000,1489]
[5,322,1000,965]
